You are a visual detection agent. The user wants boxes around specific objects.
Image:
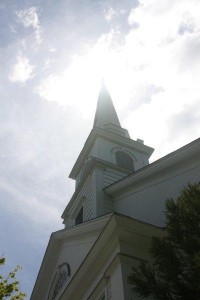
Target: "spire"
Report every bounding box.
[93,83,121,128]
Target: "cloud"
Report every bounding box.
[16,7,39,29]
[16,7,42,44]
[35,0,200,151]
[1,1,200,297]
[9,54,35,82]
[103,7,118,22]
[122,0,200,159]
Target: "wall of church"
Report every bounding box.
[121,256,149,300]
[113,161,200,227]
[59,235,97,278]
[109,263,125,300]
[103,168,127,188]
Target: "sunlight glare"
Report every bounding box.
[37,37,132,119]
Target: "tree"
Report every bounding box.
[0,257,26,300]
[128,182,200,300]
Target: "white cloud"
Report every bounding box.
[37,0,200,160]
[123,0,200,159]
[9,55,35,83]
[103,7,118,22]
[16,7,42,44]
[16,7,39,28]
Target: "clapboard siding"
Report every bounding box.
[104,169,127,214]
[105,199,113,214]
[65,175,93,228]
[103,169,127,187]
[114,164,200,227]
[84,195,93,221]
[107,279,112,300]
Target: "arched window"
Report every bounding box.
[48,263,70,300]
[115,151,134,171]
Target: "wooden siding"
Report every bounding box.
[103,169,127,214]
[65,175,93,228]
[114,164,200,227]
[103,169,127,188]
[107,278,112,299]
[84,191,93,222]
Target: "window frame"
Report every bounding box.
[114,149,135,171]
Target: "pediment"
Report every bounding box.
[31,214,112,300]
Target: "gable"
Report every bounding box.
[58,213,163,300]
[31,215,111,300]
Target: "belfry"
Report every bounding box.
[62,84,154,229]
[31,85,200,300]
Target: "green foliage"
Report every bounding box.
[128,183,200,300]
[0,257,26,300]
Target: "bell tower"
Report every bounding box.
[62,84,154,227]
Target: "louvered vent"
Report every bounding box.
[115,151,134,171]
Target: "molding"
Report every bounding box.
[31,213,163,300]
[105,138,200,197]
[30,214,112,300]
[56,213,112,240]
[30,234,61,300]
[59,213,163,300]
[87,254,120,300]
[59,214,117,300]
[87,252,149,300]
[69,127,154,180]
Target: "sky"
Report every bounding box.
[1,0,200,298]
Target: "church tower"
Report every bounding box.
[31,84,159,300]
[62,83,154,228]
[31,83,200,300]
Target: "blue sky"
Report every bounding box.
[1,0,200,298]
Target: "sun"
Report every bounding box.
[37,39,131,120]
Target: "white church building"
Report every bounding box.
[31,85,200,300]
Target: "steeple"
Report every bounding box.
[93,83,130,138]
[93,83,121,128]
[64,83,154,226]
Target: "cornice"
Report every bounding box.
[31,214,112,300]
[56,213,112,240]
[105,138,200,197]
[69,127,154,179]
[59,213,163,300]
[30,234,60,300]
[31,212,163,300]
[59,214,117,300]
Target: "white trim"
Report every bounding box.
[69,127,154,179]
[105,138,200,197]
[58,214,163,300]
[111,147,137,165]
[62,158,132,221]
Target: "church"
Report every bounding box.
[31,85,200,300]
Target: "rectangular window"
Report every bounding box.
[75,207,83,225]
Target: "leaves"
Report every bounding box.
[128,183,200,300]
[0,257,26,300]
